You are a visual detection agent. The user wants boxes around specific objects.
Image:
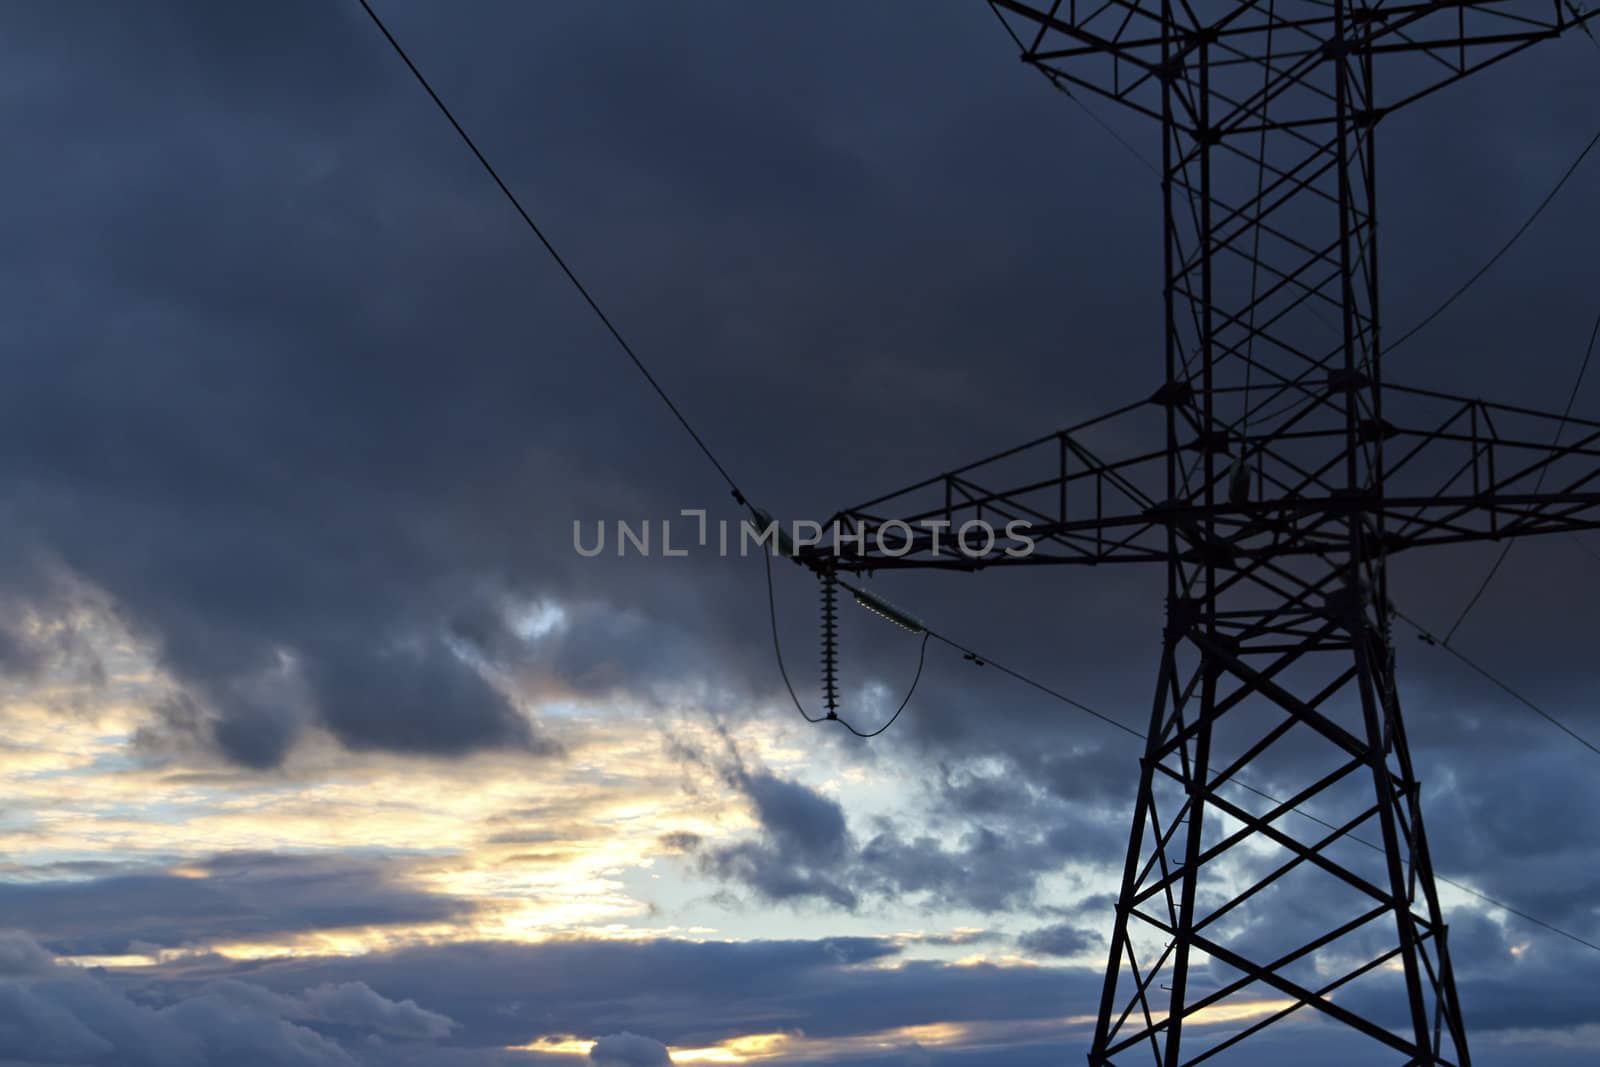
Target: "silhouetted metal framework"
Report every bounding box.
[798,3,1600,1064]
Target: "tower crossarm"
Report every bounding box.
[991,0,1600,131]
[798,393,1176,571]
[1374,382,1600,549]
[799,385,1600,572]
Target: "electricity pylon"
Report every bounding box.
[798,3,1600,1063]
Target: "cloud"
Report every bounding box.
[685,754,1125,914]
[1014,923,1100,958]
[739,771,852,862]
[5,920,1595,1065]
[297,981,455,1041]
[0,930,59,977]
[694,769,859,908]
[0,852,476,957]
[128,932,1080,1055]
[589,1031,673,1066]
[0,932,457,1066]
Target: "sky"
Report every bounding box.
[1,2,1598,1064]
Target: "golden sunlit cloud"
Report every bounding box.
[607,1001,1304,1064]
[0,612,864,964]
[656,1020,1030,1063]
[510,1020,1068,1064]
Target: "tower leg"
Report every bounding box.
[1088,597,1470,1065]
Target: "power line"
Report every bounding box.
[860,587,1147,742]
[765,553,829,727]
[925,626,1146,739]
[353,0,749,506]
[1444,311,1600,641]
[1572,533,1600,565]
[1387,125,1600,356]
[1394,607,1600,759]
[985,1,1161,178]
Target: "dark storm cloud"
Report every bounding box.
[5,0,1593,783]
[3,0,593,767]
[0,852,475,957]
[0,0,1180,769]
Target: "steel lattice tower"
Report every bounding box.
[795,3,1600,1063]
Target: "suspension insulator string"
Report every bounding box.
[820,569,840,719]
[760,546,926,737]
